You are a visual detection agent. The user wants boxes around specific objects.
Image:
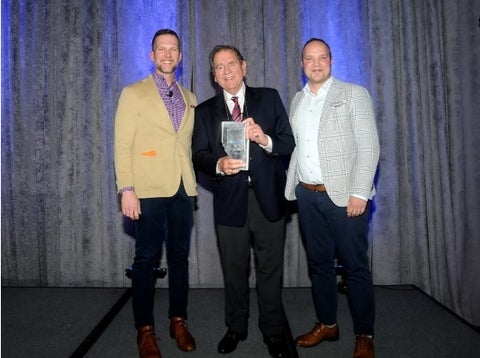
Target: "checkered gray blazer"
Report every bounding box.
[285,77,380,207]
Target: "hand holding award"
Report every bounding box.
[221,121,249,170]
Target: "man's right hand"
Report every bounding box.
[121,191,141,220]
[218,156,245,175]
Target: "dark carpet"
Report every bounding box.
[2,286,479,357]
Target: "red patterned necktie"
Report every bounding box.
[231,96,242,122]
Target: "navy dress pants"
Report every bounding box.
[295,184,375,336]
[131,183,194,329]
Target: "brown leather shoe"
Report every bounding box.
[295,323,339,347]
[137,325,161,358]
[170,317,196,352]
[354,335,374,358]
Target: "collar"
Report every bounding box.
[223,82,246,102]
[303,76,333,96]
[151,71,177,89]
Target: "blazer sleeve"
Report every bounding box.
[350,85,380,199]
[269,89,295,156]
[114,86,137,190]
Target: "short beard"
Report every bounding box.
[157,66,177,75]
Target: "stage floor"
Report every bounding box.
[2,286,479,357]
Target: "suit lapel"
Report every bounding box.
[177,84,193,133]
[141,76,179,134]
[214,94,227,146]
[244,86,257,119]
[319,79,345,131]
[215,94,226,121]
[144,76,166,111]
[321,80,338,118]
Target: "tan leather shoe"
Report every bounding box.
[137,325,161,358]
[295,323,339,347]
[354,335,375,358]
[170,317,196,352]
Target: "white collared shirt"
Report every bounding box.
[296,77,333,184]
[223,83,246,118]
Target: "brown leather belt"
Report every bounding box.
[300,182,326,192]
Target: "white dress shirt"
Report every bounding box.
[296,77,333,184]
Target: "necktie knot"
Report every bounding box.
[231,96,241,122]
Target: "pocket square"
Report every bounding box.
[331,99,347,107]
[141,150,157,157]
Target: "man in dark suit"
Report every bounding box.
[192,45,296,358]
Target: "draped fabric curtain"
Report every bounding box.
[2,1,479,326]
[366,0,480,326]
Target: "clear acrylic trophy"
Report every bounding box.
[221,121,249,170]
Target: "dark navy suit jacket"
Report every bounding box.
[192,86,295,227]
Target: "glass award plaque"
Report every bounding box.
[221,121,249,170]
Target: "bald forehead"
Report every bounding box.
[302,40,331,58]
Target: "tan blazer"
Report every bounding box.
[114,75,197,198]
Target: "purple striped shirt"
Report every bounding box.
[152,71,186,132]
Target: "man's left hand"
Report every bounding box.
[346,196,367,217]
[243,117,268,146]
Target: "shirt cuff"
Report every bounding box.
[259,135,273,152]
[216,160,225,175]
[118,186,135,194]
[351,193,368,201]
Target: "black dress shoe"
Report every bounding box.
[264,334,295,358]
[218,329,247,354]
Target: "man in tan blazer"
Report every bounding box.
[114,29,197,358]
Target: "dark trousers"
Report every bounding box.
[295,184,375,336]
[131,183,194,329]
[216,188,287,338]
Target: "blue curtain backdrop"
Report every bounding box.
[2,0,479,327]
[300,1,369,87]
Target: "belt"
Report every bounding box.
[300,182,326,192]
